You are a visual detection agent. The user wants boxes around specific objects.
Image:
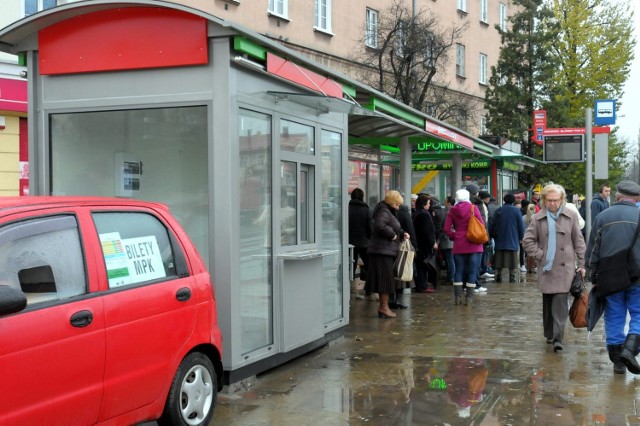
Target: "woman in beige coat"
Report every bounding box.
[522,184,586,352]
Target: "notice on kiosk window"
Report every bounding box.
[100,232,165,288]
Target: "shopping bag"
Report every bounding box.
[569,290,589,328]
[466,204,488,244]
[393,239,415,281]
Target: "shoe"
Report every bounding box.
[520,265,527,273]
[620,334,640,374]
[546,338,553,344]
[553,341,563,352]
[377,309,396,319]
[426,288,435,293]
[477,286,487,292]
[388,302,407,309]
[608,344,627,374]
[480,272,494,279]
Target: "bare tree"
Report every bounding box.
[352,0,473,127]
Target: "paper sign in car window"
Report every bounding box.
[120,236,166,283]
[99,232,132,288]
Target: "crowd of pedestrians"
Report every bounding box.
[348,177,640,376]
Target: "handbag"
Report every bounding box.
[466,204,489,245]
[569,290,589,328]
[570,270,585,298]
[393,239,415,282]
[593,210,640,297]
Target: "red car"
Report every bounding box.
[0,197,222,426]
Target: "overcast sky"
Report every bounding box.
[616,1,640,144]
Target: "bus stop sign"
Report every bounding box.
[594,100,616,125]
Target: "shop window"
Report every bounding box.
[50,106,209,267]
[280,119,314,154]
[280,161,315,246]
[0,215,86,305]
[93,212,180,288]
[238,108,273,355]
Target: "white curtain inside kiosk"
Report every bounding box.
[238,109,273,355]
[50,106,209,263]
[321,129,343,323]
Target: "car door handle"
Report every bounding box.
[70,310,93,328]
[176,287,191,302]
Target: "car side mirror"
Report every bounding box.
[0,285,27,316]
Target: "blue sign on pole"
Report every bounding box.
[594,99,616,125]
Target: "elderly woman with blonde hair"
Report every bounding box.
[522,183,586,352]
[367,190,410,318]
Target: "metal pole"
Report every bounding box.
[585,108,593,241]
[400,136,412,207]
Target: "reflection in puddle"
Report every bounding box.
[292,355,588,425]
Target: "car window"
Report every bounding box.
[0,215,86,305]
[92,212,179,288]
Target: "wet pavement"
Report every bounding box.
[211,273,640,425]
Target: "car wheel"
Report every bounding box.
[159,352,217,426]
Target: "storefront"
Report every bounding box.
[0,0,528,385]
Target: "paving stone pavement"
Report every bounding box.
[211,273,640,425]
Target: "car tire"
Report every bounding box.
[159,352,217,426]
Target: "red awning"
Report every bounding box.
[0,78,27,113]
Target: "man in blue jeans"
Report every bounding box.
[586,180,640,375]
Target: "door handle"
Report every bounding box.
[176,287,191,302]
[70,310,93,328]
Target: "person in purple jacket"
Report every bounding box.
[444,189,486,305]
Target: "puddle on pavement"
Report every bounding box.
[216,354,595,425]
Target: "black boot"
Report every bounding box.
[453,285,462,305]
[620,334,640,374]
[607,344,626,374]
[465,287,473,305]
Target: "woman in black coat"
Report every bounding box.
[413,194,437,293]
[349,188,372,282]
[368,190,410,318]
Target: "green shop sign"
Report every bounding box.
[412,161,491,171]
[415,140,458,152]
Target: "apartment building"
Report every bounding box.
[184,0,509,135]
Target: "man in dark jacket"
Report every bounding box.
[586,180,640,375]
[393,201,417,307]
[489,193,525,282]
[349,188,372,284]
[413,194,437,293]
[590,184,611,226]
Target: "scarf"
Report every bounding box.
[544,207,562,272]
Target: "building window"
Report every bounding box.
[314,0,332,33]
[365,8,379,48]
[480,0,488,23]
[456,44,466,77]
[479,53,488,85]
[457,0,467,13]
[424,32,436,69]
[24,0,58,16]
[395,20,406,57]
[499,3,508,32]
[480,116,488,135]
[268,0,288,18]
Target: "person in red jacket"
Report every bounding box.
[444,189,486,305]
